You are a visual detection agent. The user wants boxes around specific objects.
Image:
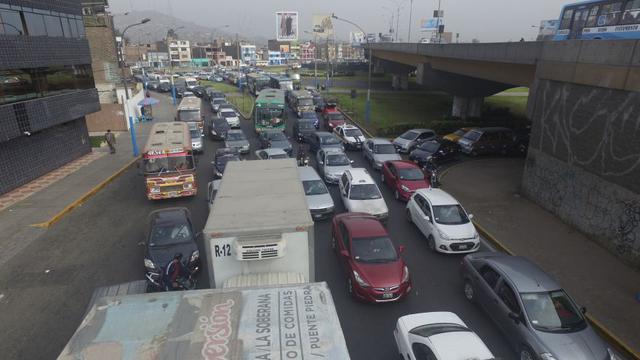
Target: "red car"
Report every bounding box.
[331,213,411,303]
[322,104,346,130]
[381,160,430,201]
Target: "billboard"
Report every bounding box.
[312,14,334,38]
[350,31,365,46]
[420,18,444,31]
[276,11,298,41]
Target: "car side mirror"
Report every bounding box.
[350,160,354,164]
[340,250,349,258]
[508,312,521,323]
[319,160,324,165]
[424,215,430,222]
[581,306,587,314]
[468,214,474,220]
[398,245,405,254]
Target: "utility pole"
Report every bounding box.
[408,0,413,42]
[437,0,443,43]
[396,6,400,42]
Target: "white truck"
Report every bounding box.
[58,282,350,359]
[204,159,315,289]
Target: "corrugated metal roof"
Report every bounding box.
[143,122,191,152]
[223,272,305,288]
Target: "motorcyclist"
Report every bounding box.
[165,253,185,291]
[297,147,308,167]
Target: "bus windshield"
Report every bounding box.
[298,98,313,106]
[144,155,195,174]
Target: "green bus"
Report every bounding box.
[246,73,271,95]
[254,89,286,133]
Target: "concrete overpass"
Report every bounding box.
[366,40,640,267]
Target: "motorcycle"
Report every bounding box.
[423,160,439,188]
[145,265,197,292]
[297,155,310,167]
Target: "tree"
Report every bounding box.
[471,38,480,43]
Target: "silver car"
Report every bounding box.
[461,253,617,360]
[189,126,203,153]
[392,128,437,153]
[316,149,353,184]
[211,98,226,112]
[224,129,250,154]
[298,166,334,221]
[363,138,401,170]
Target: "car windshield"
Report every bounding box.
[189,129,200,138]
[418,142,440,152]
[410,323,470,338]
[320,135,340,145]
[266,132,287,141]
[301,112,316,119]
[149,223,193,247]
[521,290,586,332]
[374,144,396,154]
[326,153,351,166]
[464,131,481,141]
[454,129,467,136]
[349,184,382,200]
[298,121,315,129]
[213,99,225,104]
[299,98,313,106]
[398,168,424,181]
[327,113,345,121]
[226,132,246,141]
[271,153,288,159]
[351,236,397,263]
[178,110,200,122]
[432,205,469,225]
[144,155,194,174]
[303,180,329,195]
[221,111,236,118]
[216,154,239,166]
[400,130,419,140]
[344,129,363,137]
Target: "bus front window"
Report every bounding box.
[144,155,195,174]
[257,108,284,126]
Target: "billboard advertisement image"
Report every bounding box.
[350,31,365,46]
[312,14,334,37]
[277,11,298,41]
[420,18,444,31]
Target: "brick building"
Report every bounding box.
[0,0,100,195]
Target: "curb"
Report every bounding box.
[340,110,374,138]
[31,156,140,229]
[442,168,640,360]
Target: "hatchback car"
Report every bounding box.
[393,129,437,153]
[209,117,230,141]
[189,126,203,153]
[316,149,353,184]
[461,252,617,360]
[339,168,389,221]
[298,166,334,221]
[210,97,227,113]
[331,212,411,303]
[409,139,459,167]
[219,109,240,128]
[363,138,402,170]
[308,131,344,154]
[443,127,473,143]
[224,129,250,154]
[293,118,317,142]
[323,110,347,130]
[144,208,200,289]
[255,148,289,160]
[259,130,293,156]
[458,127,515,156]
[394,312,494,360]
[381,160,430,201]
[406,188,480,253]
[213,148,241,179]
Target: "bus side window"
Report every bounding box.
[586,5,600,27]
[561,8,574,29]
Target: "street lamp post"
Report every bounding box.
[331,13,372,124]
[119,18,150,157]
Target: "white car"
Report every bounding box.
[338,168,388,221]
[394,312,494,360]
[406,188,480,254]
[334,125,366,150]
[219,109,240,128]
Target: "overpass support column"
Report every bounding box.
[392,73,409,90]
[452,96,484,119]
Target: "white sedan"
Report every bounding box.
[406,188,480,254]
[394,312,494,360]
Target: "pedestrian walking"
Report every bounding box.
[104,129,116,154]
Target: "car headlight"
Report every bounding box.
[426,155,433,161]
[190,250,199,263]
[401,266,410,283]
[400,185,410,192]
[183,182,193,190]
[540,353,557,360]
[144,258,155,270]
[607,348,621,360]
[353,270,370,288]
[150,186,160,193]
[437,228,450,240]
[375,160,382,167]
[215,171,223,177]
[473,232,480,240]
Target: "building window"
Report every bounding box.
[43,15,63,37]
[0,9,24,35]
[24,12,47,36]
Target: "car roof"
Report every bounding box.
[346,168,374,184]
[260,148,287,155]
[339,125,359,130]
[316,131,333,138]
[149,207,189,226]
[415,188,459,206]
[483,254,562,293]
[387,160,419,169]
[408,128,434,133]
[341,214,387,238]
[297,166,321,181]
[369,137,393,144]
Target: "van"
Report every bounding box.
[458,127,514,156]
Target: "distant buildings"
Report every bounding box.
[168,39,191,67]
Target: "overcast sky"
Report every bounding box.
[108,0,569,43]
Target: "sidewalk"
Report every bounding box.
[0,93,176,268]
[441,158,640,355]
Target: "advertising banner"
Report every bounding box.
[312,14,334,37]
[277,11,298,41]
[420,18,444,31]
[350,31,365,46]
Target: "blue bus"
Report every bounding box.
[554,0,640,40]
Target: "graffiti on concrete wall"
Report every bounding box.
[529,79,640,193]
[617,200,640,256]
